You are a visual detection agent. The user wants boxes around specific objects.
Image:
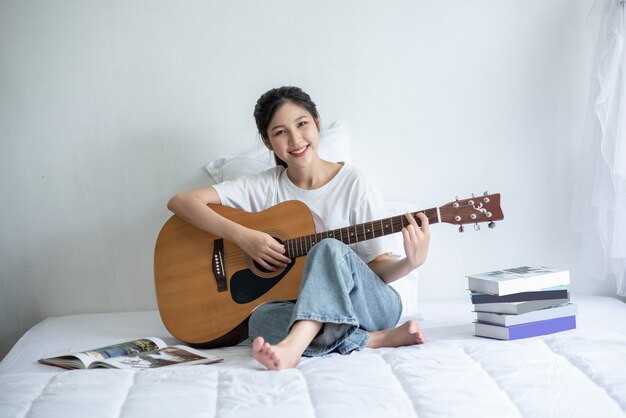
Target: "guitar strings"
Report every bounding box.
[222,205,494,263]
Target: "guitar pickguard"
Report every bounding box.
[230,259,296,304]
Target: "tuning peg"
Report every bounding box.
[488,221,496,229]
[458,225,464,233]
[474,223,480,231]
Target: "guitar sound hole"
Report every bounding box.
[253,260,273,274]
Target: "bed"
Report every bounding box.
[1,295,625,418]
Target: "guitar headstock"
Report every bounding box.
[439,193,503,231]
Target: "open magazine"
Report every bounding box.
[38,337,223,370]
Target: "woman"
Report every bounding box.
[167,86,429,370]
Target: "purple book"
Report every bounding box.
[474,315,576,340]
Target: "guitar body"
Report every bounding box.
[154,200,315,348]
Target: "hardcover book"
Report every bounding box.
[475,303,578,327]
[475,315,577,340]
[38,337,223,370]
[467,266,569,296]
[473,297,570,315]
[470,286,569,304]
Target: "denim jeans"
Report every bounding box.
[248,238,402,356]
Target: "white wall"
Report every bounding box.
[0,0,611,359]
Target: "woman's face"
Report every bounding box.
[264,101,320,169]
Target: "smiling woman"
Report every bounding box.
[166,86,431,370]
[262,101,341,190]
[254,86,322,171]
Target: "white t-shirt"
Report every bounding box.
[212,163,395,263]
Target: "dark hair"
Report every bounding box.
[253,86,320,168]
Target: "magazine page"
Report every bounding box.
[73,337,167,367]
[39,337,167,369]
[90,345,224,370]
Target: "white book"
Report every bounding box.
[473,298,570,314]
[466,266,569,296]
[475,303,578,327]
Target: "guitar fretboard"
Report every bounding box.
[284,208,439,258]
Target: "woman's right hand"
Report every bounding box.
[237,228,292,271]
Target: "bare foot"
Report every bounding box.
[367,320,426,349]
[252,337,302,371]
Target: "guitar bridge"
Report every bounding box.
[212,239,227,292]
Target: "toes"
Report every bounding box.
[272,357,281,370]
[262,348,280,370]
[406,321,426,344]
[253,337,266,351]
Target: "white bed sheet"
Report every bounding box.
[1,295,625,417]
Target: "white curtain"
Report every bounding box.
[572,0,626,296]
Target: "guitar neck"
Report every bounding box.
[284,207,439,258]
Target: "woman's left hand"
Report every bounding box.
[402,212,430,270]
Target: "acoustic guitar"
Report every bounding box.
[154,193,503,348]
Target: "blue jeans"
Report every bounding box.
[248,239,402,356]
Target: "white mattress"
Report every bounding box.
[1,295,625,417]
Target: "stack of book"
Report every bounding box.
[467,266,576,340]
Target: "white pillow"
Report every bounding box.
[203,125,421,323]
[205,121,352,183]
